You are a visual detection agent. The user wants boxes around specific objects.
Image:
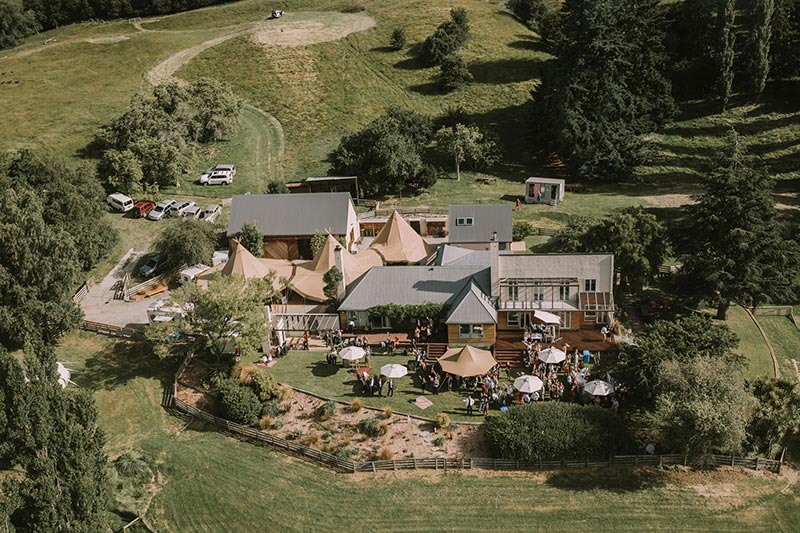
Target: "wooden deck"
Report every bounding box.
[494,327,617,366]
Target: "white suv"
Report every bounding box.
[107,193,134,212]
[199,164,236,185]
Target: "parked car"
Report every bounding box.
[107,193,134,212]
[202,204,222,223]
[182,204,202,219]
[147,199,177,221]
[199,164,235,185]
[139,254,161,277]
[131,200,155,218]
[174,200,197,216]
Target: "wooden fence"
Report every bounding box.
[81,320,144,339]
[124,273,168,301]
[72,278,94,303]
[754,305,793,317]
[164,353,783,476]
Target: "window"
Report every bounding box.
[559,284,571,301]
[507,280,519,301]
[459,324,484,338]
[584,279,597,292]
[532,283,544,302]
[455,217,474,227]
[507,313,520,326]
[369,315,391,329]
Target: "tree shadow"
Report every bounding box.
[78,340,174,391]
[469,58,545,85]
[544,467,668,493]
[409,80,443,96]
[393,45,429,71]
[370,45,398,53]
[310,361,339,378]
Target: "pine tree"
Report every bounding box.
[770,0,800,78]
[716,0,736,111]
[680,129,800,319]
[750,0,775,101]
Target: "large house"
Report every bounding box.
[227,193,360,260]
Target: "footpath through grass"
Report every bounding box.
[758,315,800,384]
[55,331,799,531]
[719,306,776,382]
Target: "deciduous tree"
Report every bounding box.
[747,377,800,457]
[238,221,264,258]
[154,218,217,273]
[439,54,473,92]
[434,124,497,181]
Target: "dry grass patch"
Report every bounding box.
[231,362,259,385]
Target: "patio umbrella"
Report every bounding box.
[339,346,365,361]
[583,379,614,396]
[380,363,408,378]
[513,375,543,394]
[438,345,497,377]
[538,347,566,364]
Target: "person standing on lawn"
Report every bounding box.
[388,378,395,397]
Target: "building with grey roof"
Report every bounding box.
[227,193,359,260]
[447,204,513,249]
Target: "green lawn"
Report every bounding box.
[259,349,502,422]
[758,315,800,384]
[719,306,776,381]
[53,330,800,532]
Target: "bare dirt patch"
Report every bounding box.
[253,12,375,47]
[86,36,131,44]
[640,193,694,208]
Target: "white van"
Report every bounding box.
[107,193,134,212]
[179,264,210,285]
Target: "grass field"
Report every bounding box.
[720,306,776,382]
[55,331,800,532]
[758,315,800,384]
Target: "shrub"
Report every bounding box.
[360,417,381,437]
[316,400,337,421]
[439,54,473,92]
[382,407,393,419]
[378,447,394,460]
[342,3,365,12]
[300,431,321,446]
[265,180,289,194]
[421,8,470,65]
[335,446,356,459]
[277,384,294,401]
[218,379,261,425]
[258,415,272,430]
[390,28,406,50]
[512,220,533,241]
[287,429,303,440]
[260,400,281,418]
[349,399,363,412]
[433,437,446,447]
[436,412,451,430]
[484,403,633,462]
[272,420,283,430]
[252,371,279,401]
[231,362,259,385]
[202,365,231,390]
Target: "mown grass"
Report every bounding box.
[758,315,800,384]
[718,306,776,382]
[53,330,799,532]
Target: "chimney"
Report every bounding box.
[490,241,499,299]
[333,245,347,299]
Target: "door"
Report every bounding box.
[551,185,558,201]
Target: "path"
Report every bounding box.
[743,306,781,379]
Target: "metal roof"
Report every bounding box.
[525,177,565,185]
[304,176,357,182]
[447,204,513,244]
[227,193,354,237]
[434,244,491,267]
[338,266,490,311]
[445,279,497,324]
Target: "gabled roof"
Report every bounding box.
[338,266,490,311]
[434,244,491,267]
[227,193,354,237]
[368,210,431,264]
[448,204,512,244]
[445,279,497,324]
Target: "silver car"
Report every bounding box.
[202,204,222,223]
[147,199,177,221]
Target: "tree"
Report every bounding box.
[535,0,674,180]
[420,8,470,65]
[187,78,242,142]
[330,108,434,196]
[0,188,82,350]
[664,0,719,99]
[655,356,754,455]
[747,377,800,457]
[238,221,264,258]
[0,345,110,530]
[151,275,273,360]
[323,266,343,310]
[0,0,40,49]
[218,379,261,425]
[99,148,145,196]
[265,180,289,194]
[439,54,473,92]
[310,232,345,257]
[389,28,406,50]
[154,218,217,273]
[506,0,558,30]
[434,124,497,181]
[715,0,736,111]
[770,0,800,78]
[512,220,533,242]
[619,314,740,399]
[749,0,775,101]
[680,130,800,319]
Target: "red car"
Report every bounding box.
[131,200,155,218]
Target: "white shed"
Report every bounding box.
[524,177,565,205]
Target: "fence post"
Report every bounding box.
[634,455,638,466]
[470,458,473,470]
[778,448,786,474]
[393,460,397,471]
[492,457,496,469]
[755,457,760,471]
[414,458,418,470]
[435,458,439,471]
[353,462,357,474]
[683,453,688,466]
[658,455,663,467]
[371,462,376,473]
[731,454,735,467]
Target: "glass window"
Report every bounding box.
[559,284,570,300]
[507,313,520,326]
[584,279,597,292]
[459,324,483,338]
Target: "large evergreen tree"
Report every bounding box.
[716,0,737,111]
[535,0,674,180]
[749,0,775,101]
[0,344,110,531]
[680,129,800,319]
[770,0,800,78]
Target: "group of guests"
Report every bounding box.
[355,369,395,398]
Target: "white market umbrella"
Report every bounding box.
[380,364,408,378]
[513,375,543,394]
[583,380,614,396]
[339,346,365,361]
[533,310,561,325]
[538,347,566,364]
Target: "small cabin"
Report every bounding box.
[525,177,565,205]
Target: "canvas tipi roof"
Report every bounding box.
[438,345,497,377]
[368,211,430,264]
[195,240,295,291]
